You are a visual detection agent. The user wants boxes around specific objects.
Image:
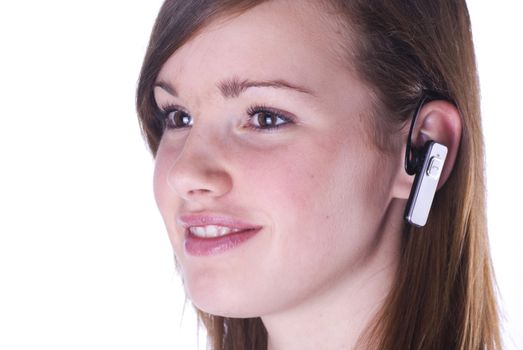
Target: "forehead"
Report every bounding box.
[156,0,354,94]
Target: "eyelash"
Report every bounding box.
[245,104,294,132]
[156,104,294,132]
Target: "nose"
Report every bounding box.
[166,129,233,202]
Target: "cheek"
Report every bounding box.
[235,144,324,213]
[152,135,187,213]
[241,133,389,248]
[234,134,374,221]
[152,143,185,251]
[152,150,172,215]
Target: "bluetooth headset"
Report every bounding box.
[404,91,454,227]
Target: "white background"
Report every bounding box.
[0,1,521,349]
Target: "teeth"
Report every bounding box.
[189,225,244,238]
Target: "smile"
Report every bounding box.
[178,214,263,256]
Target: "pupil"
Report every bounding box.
[260,112,274,126]
[171,111,190,126]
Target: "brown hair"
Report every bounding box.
[136,1,501,349]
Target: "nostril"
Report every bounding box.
[169,168,233,201]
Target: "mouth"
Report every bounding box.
[178,214,263,255]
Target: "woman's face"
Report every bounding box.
[153,1,401,317]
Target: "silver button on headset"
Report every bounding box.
[427,157,443,178]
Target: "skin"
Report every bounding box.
[151,1,461,349]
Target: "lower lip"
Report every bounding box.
[184,228,262,256]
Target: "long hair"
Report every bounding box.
[136,1,501,349]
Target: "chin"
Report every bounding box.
[184,277,270,318]
[191,295,263,318]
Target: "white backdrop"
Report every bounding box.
[0,1,521,349]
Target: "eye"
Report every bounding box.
[157,106,193,130]
[246,106,293,131]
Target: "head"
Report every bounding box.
[137,1,500,349]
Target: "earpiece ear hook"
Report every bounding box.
[405,94,429,175]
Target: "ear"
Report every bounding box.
[391,100,462,199]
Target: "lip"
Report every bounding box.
[177,214,263,256]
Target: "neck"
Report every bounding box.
[262,200,404,350]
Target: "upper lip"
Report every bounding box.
[177,213,262,230]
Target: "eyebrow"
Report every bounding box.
[153,77,315,99]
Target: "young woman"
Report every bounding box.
[137,0,501,349]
